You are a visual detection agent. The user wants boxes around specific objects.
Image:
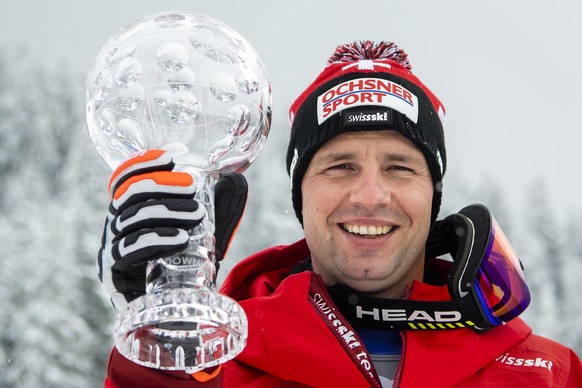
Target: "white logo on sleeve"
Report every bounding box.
[495,353,554,372]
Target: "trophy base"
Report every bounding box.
[114,287,247,372]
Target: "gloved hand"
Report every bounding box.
[98,149,248,311]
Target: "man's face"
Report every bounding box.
[301,130,434,298]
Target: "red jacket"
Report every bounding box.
[106,239,582,387]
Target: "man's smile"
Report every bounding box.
[340,223,395,237]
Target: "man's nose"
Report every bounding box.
[348,169,391,209]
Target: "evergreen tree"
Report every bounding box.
[0,50,111,387]
[519,178,565,342]
[562,210,582,351]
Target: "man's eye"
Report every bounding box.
[328,163,351,171]
[388,165,413,173]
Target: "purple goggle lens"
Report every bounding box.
[474,216,531,326]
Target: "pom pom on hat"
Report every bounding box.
[326,41,412,70]
[286,41,447,226]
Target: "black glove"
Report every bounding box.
[98,150,248,311]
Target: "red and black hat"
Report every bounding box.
[286,41,447,225]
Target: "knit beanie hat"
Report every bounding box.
[286,41,447,225]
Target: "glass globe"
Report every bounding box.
[86,11,272,174]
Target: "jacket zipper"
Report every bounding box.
[391,286,413,387]
[391,332,406,387]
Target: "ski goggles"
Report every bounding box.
[433,203,531,330]
[328,204,530,332]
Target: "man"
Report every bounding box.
[100,41,582,387]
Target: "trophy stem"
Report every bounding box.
[113,172,248,372]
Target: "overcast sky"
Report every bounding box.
[2,0,582,223]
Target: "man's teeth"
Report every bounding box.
[342,224,393,236]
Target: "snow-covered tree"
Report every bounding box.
[519,178,566,342]
[561,209,582,350]
[0,49,111,388]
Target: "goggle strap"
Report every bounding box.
[328,285,485,331]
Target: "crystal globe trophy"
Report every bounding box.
[85,11,271,372]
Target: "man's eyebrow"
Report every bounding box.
[319,151,357,162]
[383,152,424,164]
[317,149,425,165]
